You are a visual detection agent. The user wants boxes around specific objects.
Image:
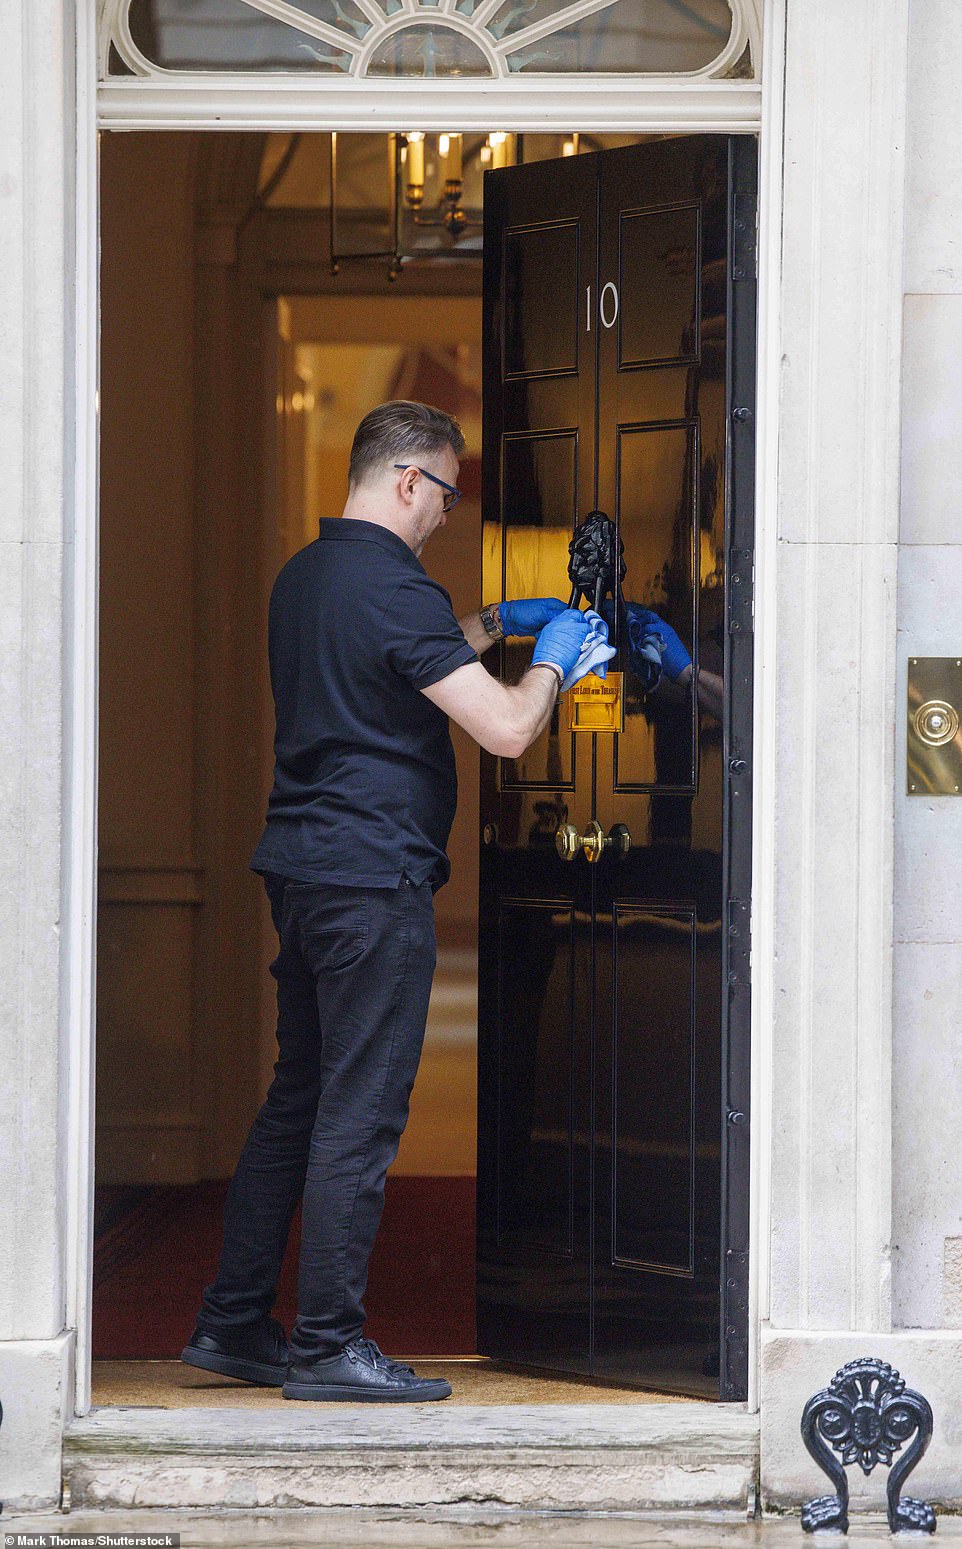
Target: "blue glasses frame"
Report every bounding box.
[394,463,462,511]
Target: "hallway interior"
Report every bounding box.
[93,938,686,1405]
[94,950,478,1360]
[93,131,688,1408]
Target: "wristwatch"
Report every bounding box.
[479,603,504,641]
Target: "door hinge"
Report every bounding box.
[728,548,754,636]
[722,1248,750,1399]
[732,192,757,281]
[727,897,751,992]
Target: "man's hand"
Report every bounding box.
[626,605,692,682]
[559,609,616,690]
[531,608,594,682]
[498,597,567,638]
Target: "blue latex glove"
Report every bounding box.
[560,609,616,691]
[531,608,593,681]
[498,597,567,638]
[600,601,692,683]
[599,601,662,691]
[630,605,692,681]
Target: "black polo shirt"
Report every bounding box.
[250,517,479,893]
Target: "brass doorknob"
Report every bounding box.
[555,823,582,862]
[581,819,606,863]
[555,820,632,862]
[584,819,632,862]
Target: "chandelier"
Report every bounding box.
[329,131,582,281]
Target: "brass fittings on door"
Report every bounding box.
[555,819,631,863]
[581,819,607,863]
[555,822,582,861]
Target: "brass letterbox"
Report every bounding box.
[568,671,625,734]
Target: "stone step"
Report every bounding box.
[63,1402,759,1514]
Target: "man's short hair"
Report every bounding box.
[349,399,465,488]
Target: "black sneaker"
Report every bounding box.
[282,1335,452,1402]
[180,1316,289,1387]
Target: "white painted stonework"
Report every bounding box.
[765,0,906,1339]
[759,0,962,1510]
[891,0,962,1340]
[0,0,85,1515]
[62,1404,758,1514]
[2,0,962,1520]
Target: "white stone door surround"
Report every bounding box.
[7,0,962,1516]
[75,0,772,1427]
[758,0,962,1511]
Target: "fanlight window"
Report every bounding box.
[101,0,756,79]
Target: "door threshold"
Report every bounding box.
[91,1356,698,1410]
[65,1400,758,1513]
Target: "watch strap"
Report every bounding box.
[529,661,564,690]
[480,603,504,640]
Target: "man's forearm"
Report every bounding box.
[502,665,562,751]
[454,605,568,753]
[678,663,725,720]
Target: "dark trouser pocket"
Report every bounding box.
[284,882,370,973]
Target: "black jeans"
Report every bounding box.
[196,871,437,1362]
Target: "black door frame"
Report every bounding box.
[719,135,756,1400]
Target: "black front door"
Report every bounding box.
[477,137,756,1400]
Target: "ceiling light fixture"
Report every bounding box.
[329,131,574,281]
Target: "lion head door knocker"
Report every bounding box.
[801,1357,936,1534]
[567,510,660,695]
[567,509,627,620]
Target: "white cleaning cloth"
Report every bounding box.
[561,609,617,692]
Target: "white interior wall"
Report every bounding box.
[892,0,962,1331]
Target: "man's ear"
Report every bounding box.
[397,466,418,505]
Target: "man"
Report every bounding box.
[181,399,594,1403]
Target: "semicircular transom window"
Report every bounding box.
[367,24,493,78]
[105,0,753,80]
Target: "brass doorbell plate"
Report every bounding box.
[907,657,962,795]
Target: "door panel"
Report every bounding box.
[503,222,582,379]
[496,900,577,1260]
[478,138,756,1399]
[593,138,743,1397]
[609,905,696,1276]
[614,419,699,791]
[479,888,593,1371]
[617,204,701,368]
[500,428,580,789]
[477,154,598,1374]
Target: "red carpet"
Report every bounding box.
[93,1176,476,1358]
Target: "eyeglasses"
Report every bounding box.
[394,463,463,512]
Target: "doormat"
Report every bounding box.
[92,1175,476,1358]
